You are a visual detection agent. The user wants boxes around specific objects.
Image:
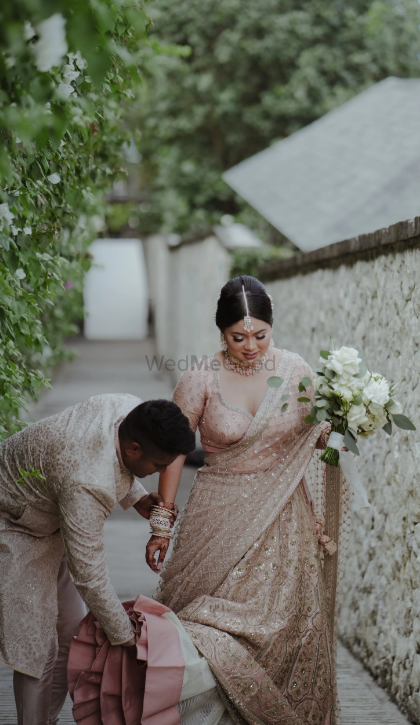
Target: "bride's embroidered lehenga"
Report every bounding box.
[156,350,352,725]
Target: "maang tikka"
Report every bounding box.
[242,285,253,332]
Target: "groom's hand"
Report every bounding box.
[146,535,170,573]
[134,493,179,525]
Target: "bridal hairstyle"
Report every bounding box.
[215,275,273,331]
[120,400,195,456]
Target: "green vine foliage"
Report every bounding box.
[0,1,153,440]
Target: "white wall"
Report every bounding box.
[84,239,148,340]
[266,245,420,722]
[143,234,231,380]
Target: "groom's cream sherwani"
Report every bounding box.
[0,393,148,678]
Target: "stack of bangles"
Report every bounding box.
[149,505,173,539]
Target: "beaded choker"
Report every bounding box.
[223,349,268,376]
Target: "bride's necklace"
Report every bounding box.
[223,349,268,376]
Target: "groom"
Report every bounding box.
[0,393,195,725]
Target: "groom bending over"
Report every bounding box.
[0,393,195,725]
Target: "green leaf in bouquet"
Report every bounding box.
[344,429,360,456]
[298,382,307,392]
[383,420,392,435]
[301,377,312,388]
[315,367,325,375]
[304,415,314,425]
[316,408,327,422]
[324,368,335,380]
[331,401,341,411]
[311,405,317,418]
[281,403,288,414]
[352,394,363,405]
[354,364,368,379]
[385,399,394,409]
[267,376,284,388]
[316,399,328,407]
[281,394,291,402]
[331,416,341,426]
[391,414,416,431]
[297,396,311,403]
[320,350,330,360]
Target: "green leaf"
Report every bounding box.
[281,403,288,414]
[383,420,392,435]
[281,394,291,402]
[385,399,394,409]
[301,376,312,387]
[316,408,327,422]
[297,396,311,403]
[267,376,284,388]
[352,394,362,405]
[316,399,328,407]
[320,350,330,360]
[304,415,314,425]
[354,364,368,379]
[392,414,416,431]
[324,368,335,380]
[343,429,360,456]
[298,382,307,392]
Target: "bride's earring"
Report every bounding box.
[220,332,228,352]
[270,337,275,348]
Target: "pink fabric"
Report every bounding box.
[68,595,185,725]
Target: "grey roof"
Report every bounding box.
[223,77,420,252]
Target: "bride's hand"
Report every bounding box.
[146,535,170,573]
[135,493,179,526]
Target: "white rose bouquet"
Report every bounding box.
[298,346,415,467]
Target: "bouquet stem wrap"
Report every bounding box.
[327,432,371,509]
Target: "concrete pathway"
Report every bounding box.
[0,339,409,724]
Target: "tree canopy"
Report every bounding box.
[134,0,420,237]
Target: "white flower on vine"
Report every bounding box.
[63,64,80,82]
[15,269,26,280]
[0,203,15,231]
[68,51,87,70]
[32,14,68,72]
[47,173,61,184]
[23,227,32,235]
[57,82,75,99]
[24,21,36,41]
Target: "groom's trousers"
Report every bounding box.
[13,554,86,725]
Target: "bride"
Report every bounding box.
[145,275,349,725]
[69,275,349,725]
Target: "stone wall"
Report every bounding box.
[260,217,420,722]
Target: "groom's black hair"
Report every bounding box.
[216,275,273,331]
[119,399,195,456]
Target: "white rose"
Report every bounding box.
[32,14,68,72]
[330,381,354,402]
[324,347,362,380]
[347,403,369,431]
[362,375,390,407]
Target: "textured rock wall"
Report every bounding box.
[266,247,420,721]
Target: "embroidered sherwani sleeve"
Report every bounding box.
[59,484,133,644]
[119,478,148,510]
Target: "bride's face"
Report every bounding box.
[224,317,272,362]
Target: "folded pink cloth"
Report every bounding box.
[68,595,185,725]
